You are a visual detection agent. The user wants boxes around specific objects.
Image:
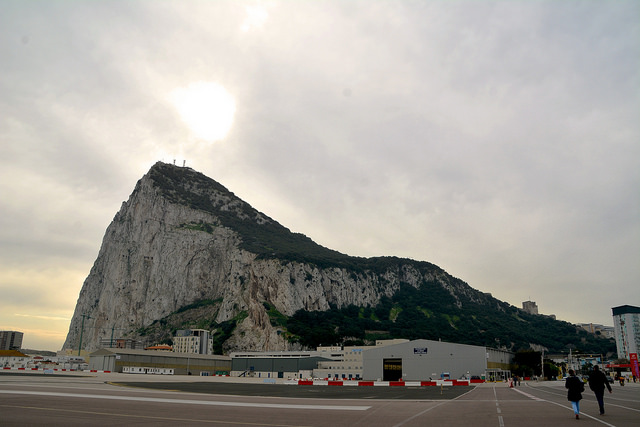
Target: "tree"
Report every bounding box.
[581,361,593,376]
[514,350,542,377]
[544,361,560,379]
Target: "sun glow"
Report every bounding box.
[241,5,268,32]
[169,82,236,142]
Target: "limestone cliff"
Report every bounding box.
[63,162,484,353]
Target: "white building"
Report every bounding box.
[230,350,335,379]
[0,350,29,368]
[577,323,615,339]
[612,305,640,360]
[314,340,409,380]
[314,346,369,380]
[172,329,213,355]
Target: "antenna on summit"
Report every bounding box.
[183,160,186,167]
[173,159,176,165]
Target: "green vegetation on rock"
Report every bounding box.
[144,163,616,356]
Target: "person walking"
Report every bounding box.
[566,369,584,419]
[588,365,612,415]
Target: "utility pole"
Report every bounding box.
[106,326,130,348]
[77,313,92,356]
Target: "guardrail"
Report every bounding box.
[286,379,483,386]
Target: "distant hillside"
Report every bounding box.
[140,281,614,355]
[283,287,615,354]
[21,349,57,357]
[65,162,616,356]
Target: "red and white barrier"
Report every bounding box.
[1,367,110,373]
[289,378,481,386]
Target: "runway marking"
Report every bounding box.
[0,390,370,411]
[0,404,308,426]
[390,381,481,427]
[494,386,504,427]
[608,403,640,413]
[523,383,639,411]
[510,387,543,401]
[390,401,450,427]
[453,386,478,401]
[511,387,617,427]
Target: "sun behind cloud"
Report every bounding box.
[169,82,236,143]
[241,4,269,32]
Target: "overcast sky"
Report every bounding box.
[1,1,638,351]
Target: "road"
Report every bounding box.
[1,372,638,426]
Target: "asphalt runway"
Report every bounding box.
[113,380,470,399]
[1,372,638,426]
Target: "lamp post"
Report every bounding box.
[77,313,92,356]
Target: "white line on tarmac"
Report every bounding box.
[390,383,478,427]
[0,390,370,411]
[608,403,640,413]
[3,382,131,393]
[390,401,450,427]
[509,388,544,401]
[494,386,504,427]
[454,387,478,400]
[511,388,616,427]
[524,382,639,407]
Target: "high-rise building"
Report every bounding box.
[612,305,640,360]
[0,331,24,350]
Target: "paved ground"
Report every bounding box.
[1,372,638,426]
[113,380,471,399]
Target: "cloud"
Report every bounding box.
[0,0,638,349]
[241,4,269,32]
[15,314,70,321]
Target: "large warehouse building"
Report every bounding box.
[363,339,509,381]
[231,339,513,381]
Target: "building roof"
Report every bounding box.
[89,347,230,361]
[144,345,173,351]
[0,350,28,357]
[612,305,640,315]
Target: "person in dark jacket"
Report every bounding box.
[565,369,584,419]
[588,365,612,415]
